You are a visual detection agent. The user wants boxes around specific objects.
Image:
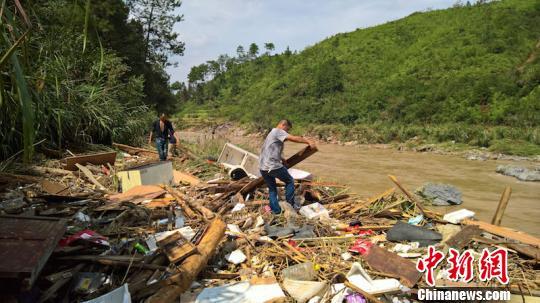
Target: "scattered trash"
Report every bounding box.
[346,262,402,294]
[82,284,131,303]
[300,202,330,220]
[0,142,537,302]
[195,276,286,303]
[226,249,247,265]
[407,214,423,225]
[386,221,442,246]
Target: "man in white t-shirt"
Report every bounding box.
[259,119,316,214]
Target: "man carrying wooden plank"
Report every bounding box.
[259,119,316,214]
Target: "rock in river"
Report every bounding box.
[419,183,463,206]
[496,165,540,182]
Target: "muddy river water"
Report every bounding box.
[179,130,540,237]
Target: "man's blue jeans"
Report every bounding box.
[155,137,168,161]
[260,167,295,214]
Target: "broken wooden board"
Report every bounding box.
[107,185,165,203]
[240,145,318,195]
[158,231,197,263]
[40,180,69,196]
[463,219,540,247]
[173,170,201,186]
[445,225,482,249]
[64,151,116,171]
[75,163,107,191]
[0,215,66,290]
[363,245,422,288]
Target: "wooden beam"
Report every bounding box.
[463,219,540,247]
[491,186,512,226]
[144,218,226,303]
[64,151,116,171]
[445,225,482,249]
[240,145,318,195]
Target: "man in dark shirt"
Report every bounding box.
[148,113,175,161]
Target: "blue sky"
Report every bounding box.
[167,0,457,83]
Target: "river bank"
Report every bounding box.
[179,126,540,237]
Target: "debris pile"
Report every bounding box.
[0,142,538,302]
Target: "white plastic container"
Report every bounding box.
[299,203,330,220]
[443,209,475,224]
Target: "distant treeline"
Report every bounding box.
[178,0,540,152]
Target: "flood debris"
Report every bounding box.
[0,142,538,302]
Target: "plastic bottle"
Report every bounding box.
[133,242,149,254]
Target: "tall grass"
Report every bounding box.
[0,1,152,161]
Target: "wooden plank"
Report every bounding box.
[363,245,422,287]
[445,225,482,249]
[0,215,67,290]
[75,163,107,191]
[158,231,197,263]
[0,173,41,184]
[64,151,116,171]
[240,145,318,195]
[491,186,512,226]
[40,180,69,195]
[463,219,540,247]
[173,170,201,186]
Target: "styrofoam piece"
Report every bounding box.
[195,279,285,303]
[283,279,327,303]
[226,224,242,236]
[231,203,245,212]
[254,216,265,228]
[82,284,131,303]
[346,262,402,294]
[288,168,313,181]
[299,203,330,220]
[226,249,247,264]
[443,209,475,224]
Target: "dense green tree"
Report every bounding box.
[178,0,540,143]
[248,43,259,59]
[264,42,275,55]
[126,0,185,67]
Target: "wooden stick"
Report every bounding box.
[463,219,540,247]
[491,186,512,226]
[166,187,198,219]
[348,187,395,214]
[388,175,434,219]
[240,145,318,195]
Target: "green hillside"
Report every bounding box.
[180,0,540,154]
